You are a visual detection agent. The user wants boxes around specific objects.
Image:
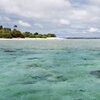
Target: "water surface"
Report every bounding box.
[0,39,100,100]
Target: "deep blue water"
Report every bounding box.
[0,39,100,100]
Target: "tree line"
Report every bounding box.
[0,25,56,38]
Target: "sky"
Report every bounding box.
[0,0,100,37]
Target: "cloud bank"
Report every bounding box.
[0,0,100,37]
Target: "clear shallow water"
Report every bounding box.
[0,39,100,100]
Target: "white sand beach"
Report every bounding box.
[0,37,64,40]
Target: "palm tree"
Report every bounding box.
[0,25,3,30]
[13,25,17,30]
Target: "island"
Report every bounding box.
[0,25,56,38]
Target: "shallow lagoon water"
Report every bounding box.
[0,39,100,100]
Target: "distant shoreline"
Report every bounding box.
[0,37,100,40]
[66,37,100,39]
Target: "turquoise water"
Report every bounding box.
[0,39,100,100]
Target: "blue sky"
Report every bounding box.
[0,0,100,37]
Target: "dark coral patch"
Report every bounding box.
[90,70,100,78]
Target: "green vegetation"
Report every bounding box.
[0,25,56,38]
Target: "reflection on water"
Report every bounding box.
[0,39,100,100]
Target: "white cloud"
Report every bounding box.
[18,20,31,27]
[88,27,99,33]
[59,19,70,25]
[0,0,71,19]
[0,0,96,22]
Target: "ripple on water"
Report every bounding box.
[0,41,100,100]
